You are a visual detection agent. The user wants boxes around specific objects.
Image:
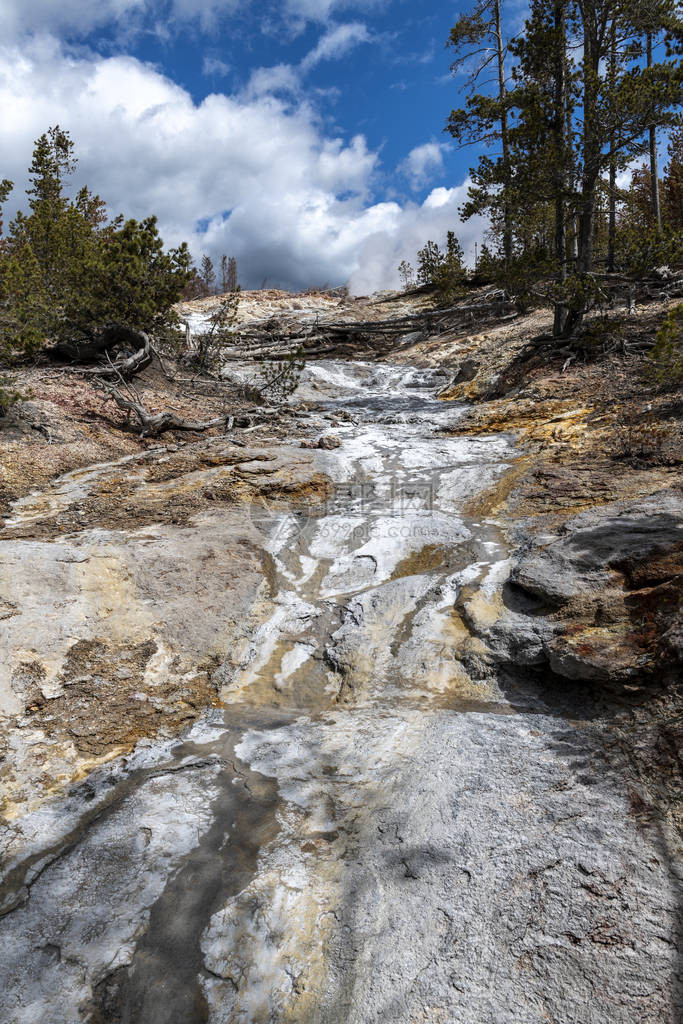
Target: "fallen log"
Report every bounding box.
[181,295,520,365]
[98,379,234,438]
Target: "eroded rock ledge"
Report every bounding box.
[462,490,682,685]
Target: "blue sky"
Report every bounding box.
[134,2,460,189]
[0,0,512,290]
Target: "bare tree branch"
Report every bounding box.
[96,378,235,437]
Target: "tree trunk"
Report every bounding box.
[494,0,512,272]
[52,325,153,375]
[577,5,600,275]
[553,0,568,336]
[94,331,152,379]
[607,22,617,273]
[99,380,234,437]
[565,79,579,269]
[646,32,663,235]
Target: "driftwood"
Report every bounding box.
[97,376,234,438]
[213,297,519,362]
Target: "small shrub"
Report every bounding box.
[609,405,674,464]
[0,375,24,419]
[252,348,306,403]
[190,291,240,372]
[649,303,683,387]
[572,314,625,356]
[616,226,683,278]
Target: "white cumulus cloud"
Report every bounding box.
[284,0,386,25]
[0,0,242,40]
[346,186,484,294]
[399,141,447,189]
[0,36,484,293]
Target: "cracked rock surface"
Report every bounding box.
[0,360,680,1023]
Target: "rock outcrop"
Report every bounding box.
[460,490,682,686]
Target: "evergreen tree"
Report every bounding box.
[220,254,238,293]
[416,241,444,286]
[415,232,466,303]
[200,254,216,295]
[0,127,192,357]
[503,0,576,330]
[446,0,513,269]
[0,179,12,238]
[570,0,681,273]
[661,126,683,230]
[93,217,191,333]
[449,0,682,335]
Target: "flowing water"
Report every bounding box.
[0,362,678,1024]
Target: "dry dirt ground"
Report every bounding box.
[0,357,324,524]
[426,300,682,522]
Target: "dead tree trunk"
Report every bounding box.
[646,31,663,236]
[607,22,617,274]
[53,325,153,378]
[98,379,234,438]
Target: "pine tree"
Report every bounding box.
[14,126,77,305]
[445,0,513,269]
[0,179,12,238]
[0,127,192,355]
[661,127,683,230]
[572,0,682,273]
[200,254,216,296]
[227,256,238,292]
[415,232,466,303]
[416,240,445,286]
[454,0,683,334]
[505,0,577,331]
[93,217,191,332]
[397,259,415,289]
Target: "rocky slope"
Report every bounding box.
[0,291,681,1023]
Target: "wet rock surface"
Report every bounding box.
[0,359,680,1023]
